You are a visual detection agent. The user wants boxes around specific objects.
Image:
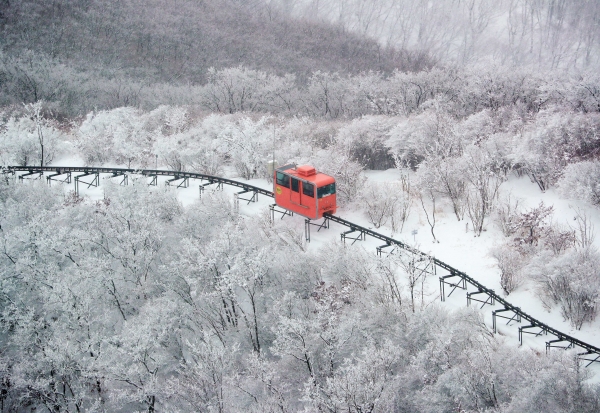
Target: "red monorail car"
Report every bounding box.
[274,164,337,219]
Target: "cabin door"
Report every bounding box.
[290,177,301,204]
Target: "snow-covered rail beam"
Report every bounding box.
[322,213,600,363]
[6,165,600,364]
[3,166,274,197]
[432,260,600,361]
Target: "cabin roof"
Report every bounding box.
[277,164,335,187]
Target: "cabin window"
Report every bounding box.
[317,183,336,198]
[302,181,314,197]
[291,177,300,192]
[276,172,290,188]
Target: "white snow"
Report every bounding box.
[31,158,600,378]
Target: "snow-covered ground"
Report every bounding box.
[41,158,600,379]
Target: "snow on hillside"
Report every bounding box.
[55,157,600,379]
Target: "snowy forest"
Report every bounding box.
[2,0,600,412]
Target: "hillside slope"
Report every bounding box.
[0,0,428,115]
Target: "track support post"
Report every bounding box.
[439,272,466,302]
[199,180,223,198]
[269,204,293,223]
[467,290,496,309]
[74,172,99,195]
[47,171,72,186]
[18,170,43,181]
[166,176,189,188]
[305,217,330,242]
[492,307,522,334]
[340,228,365,245]
[518,324,546,346]
[376,243,397,257]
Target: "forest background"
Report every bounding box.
[1,0,600,411]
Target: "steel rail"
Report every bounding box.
[6,165,600,357]
[4,165,273,197]
[323,213,600,356]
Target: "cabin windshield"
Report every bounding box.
[276,172,290,188]
[317,183,336,198]
[302,181,314,197]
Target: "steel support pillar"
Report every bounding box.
[467,290,496,309]
[47,171,72,186]
[519,324,546,346]
[74,172,99,195]
[166,176,188,188]
[305,217,330,242]
[439,273,466,302]
[579,351,600,367]
[546,339,573,353]
[233,190,258,212]
[376,243,398,257]
[111,172,128,186]
[18,170,43,180]
[199,180,223,198]
[492,307,522,333]
[341,228,365,245]
[269,204,293,223]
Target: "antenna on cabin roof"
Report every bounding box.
[267,124,278,180]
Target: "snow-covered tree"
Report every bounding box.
[527,248,600,329]
[76,107,153,167]
[558,160,600,207]
[0,102,62,166]
[359,181,409,229]
[491,245,524,294]
[463,144,506,236]
[217,115,272,180]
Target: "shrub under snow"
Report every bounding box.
[527,248,600,329]
[558,160,600,207]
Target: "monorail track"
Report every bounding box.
[5,165,600,366]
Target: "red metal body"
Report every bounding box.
[273,164,337,219]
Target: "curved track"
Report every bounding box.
[6,165,600,365]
